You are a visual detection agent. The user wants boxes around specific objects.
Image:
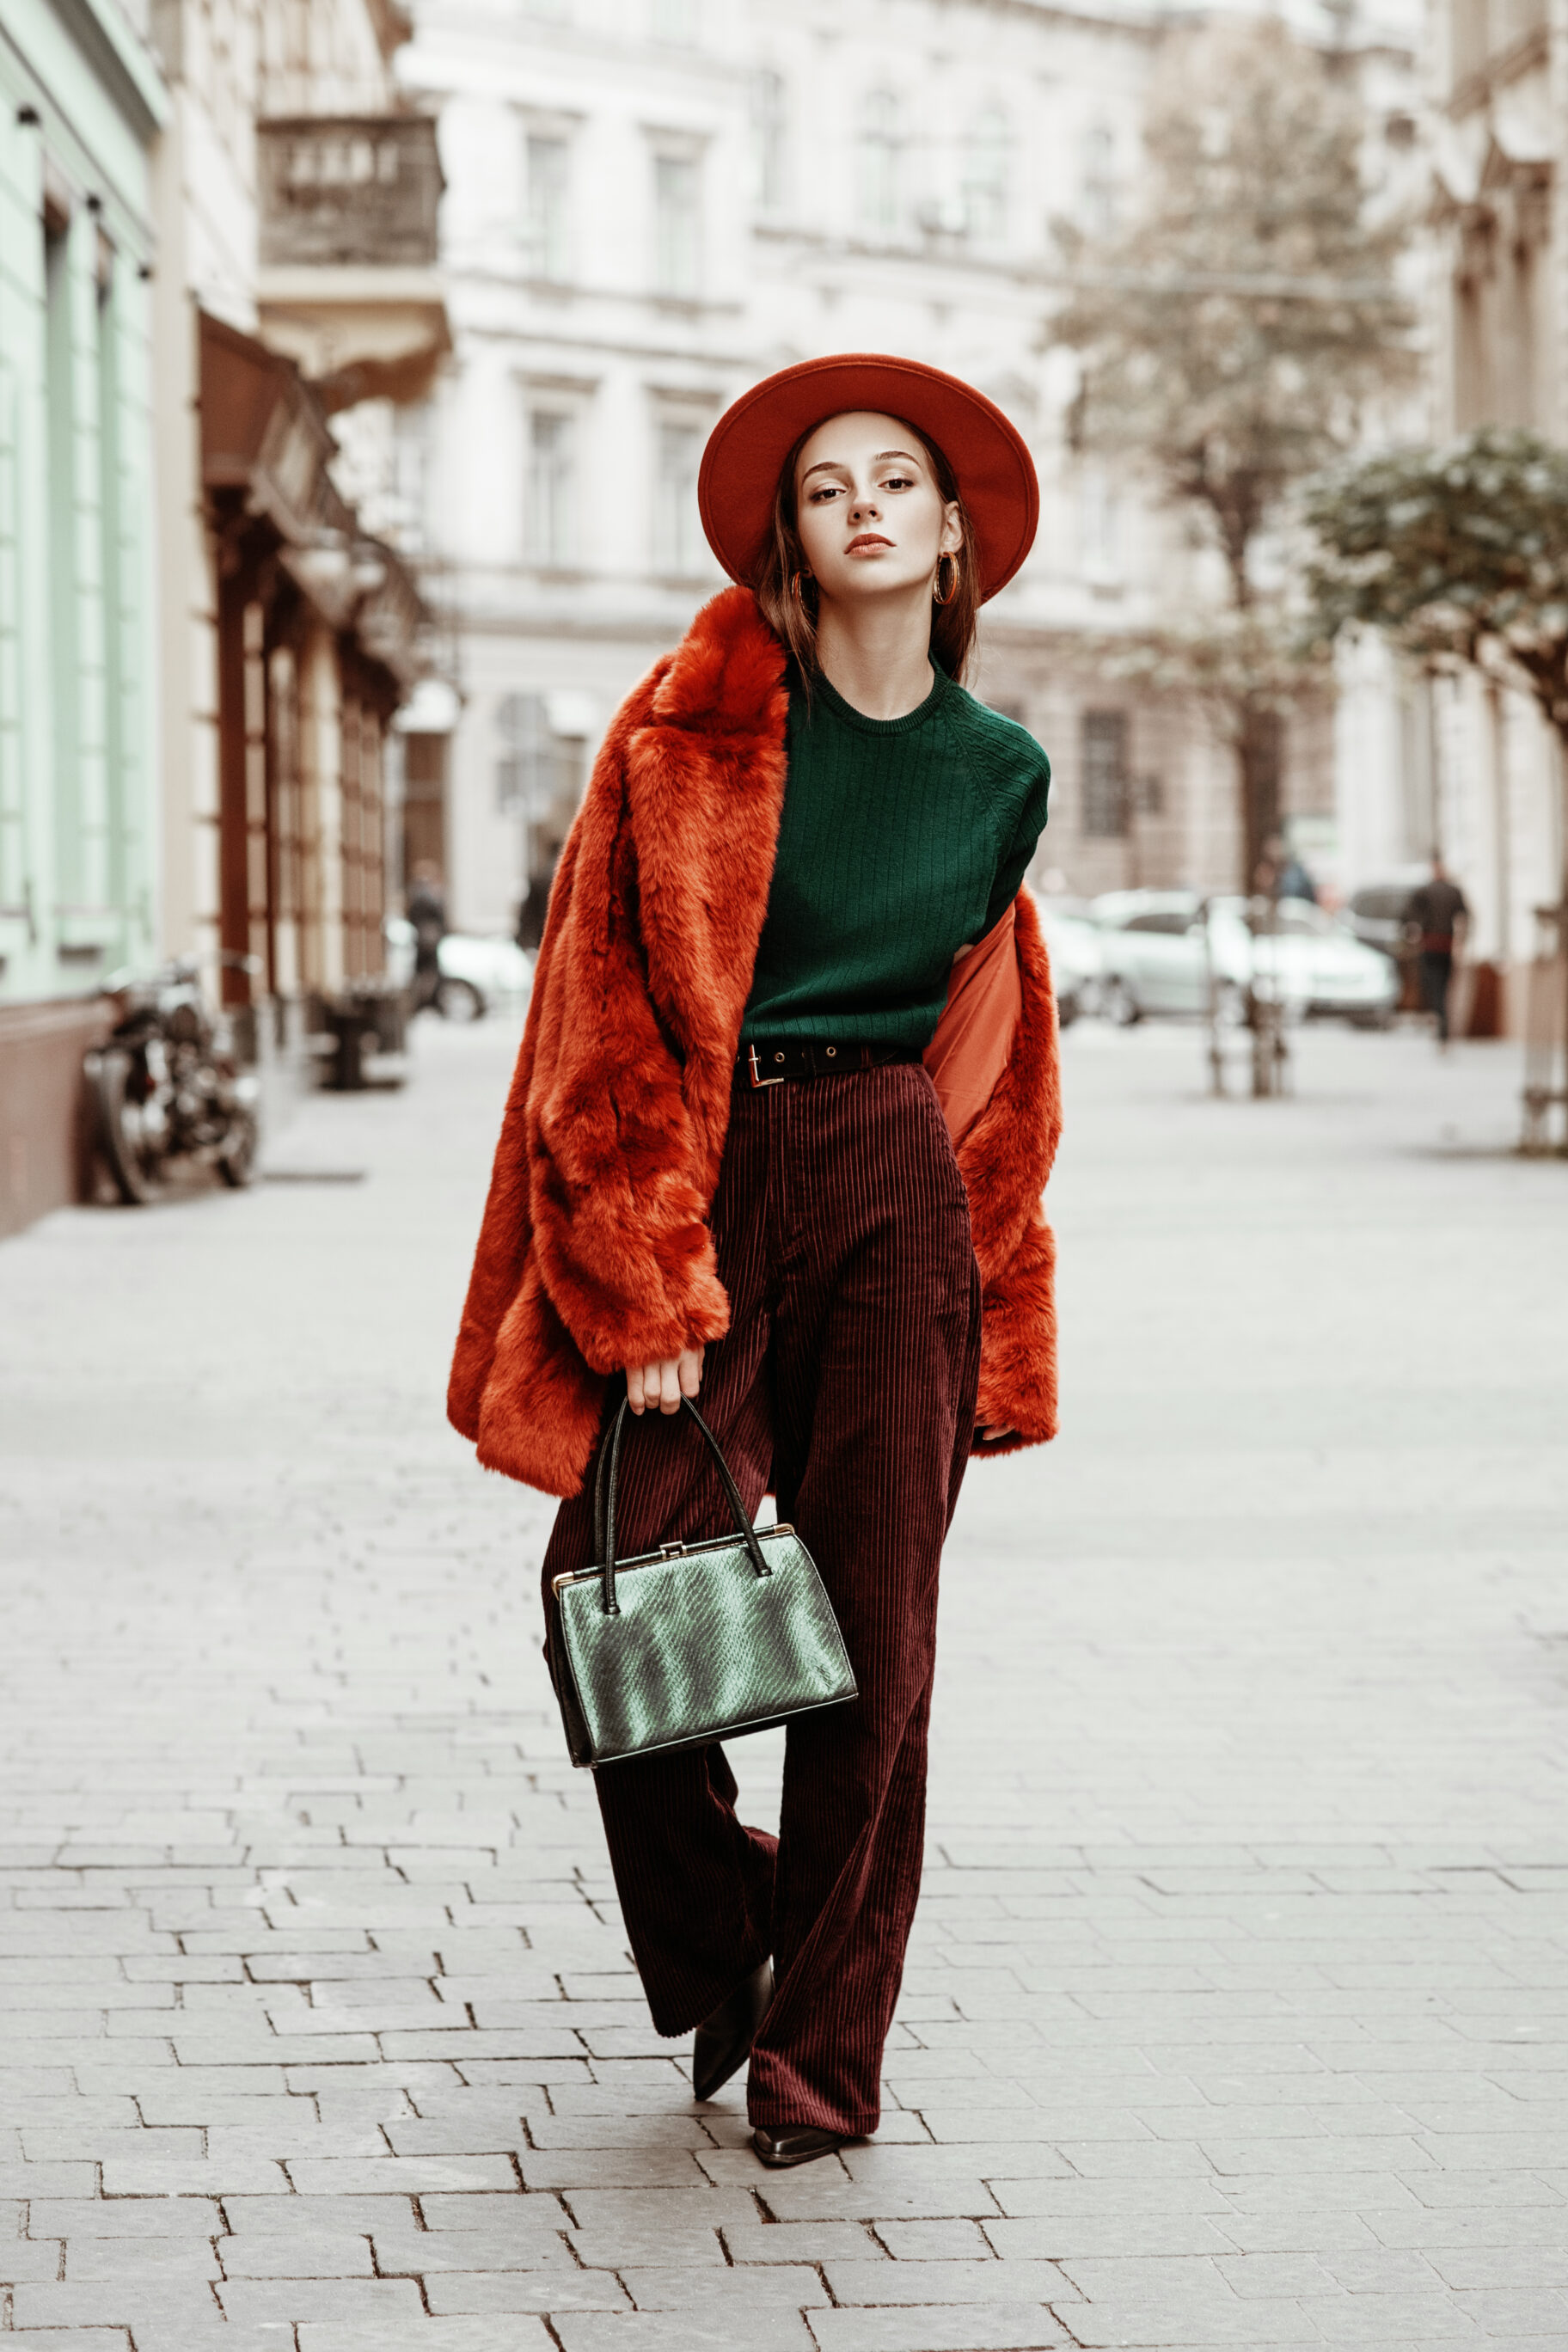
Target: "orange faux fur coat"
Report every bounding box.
[448,586,1063,1499]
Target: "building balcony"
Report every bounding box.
[256,115,450,409]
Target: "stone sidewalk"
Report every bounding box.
[1,1013,1565,2352]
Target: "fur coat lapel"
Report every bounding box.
[449,585,1061,1499]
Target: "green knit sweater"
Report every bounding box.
[739,664,1050,1049]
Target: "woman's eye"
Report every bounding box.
[884,475,915,491]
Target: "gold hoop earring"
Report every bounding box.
[933,553,959,607]
[791,570,814,612]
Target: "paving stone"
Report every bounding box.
[3,2337,135,2349]
[10,2285,231,2332]
[285,2156,518,2195]
[873,2219,999,2259]
[298,2324,555,2352]
[618,2262,828,2308]
[548,2313,818,2351]
[721,2219,885,2264]
[27,2199,224,2238]
[1050,2295,1326,2347]
[217,2230,375,2276]
[63,2241,221,2282]
[806,2310,1068,2351]
[216,2275,426,2323]
[824,2259,1069,2304]
[424,2269,635,2312]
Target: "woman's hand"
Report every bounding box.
[626,1345,705,1415]
[981,1424,1015,1443]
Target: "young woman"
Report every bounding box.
[450,353,1063,2169]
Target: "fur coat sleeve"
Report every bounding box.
[448,585,1061,1499]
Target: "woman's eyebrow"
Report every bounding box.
[801,450,922,481]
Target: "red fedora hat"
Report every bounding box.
[698,352,1038,603]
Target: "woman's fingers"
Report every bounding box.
[982,1424,1015,1442]
[626,1350,705,1414]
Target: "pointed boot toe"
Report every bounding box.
[751,2124,848,2169]
[692,1957,773,2103]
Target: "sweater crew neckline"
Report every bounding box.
[807,663,952,737]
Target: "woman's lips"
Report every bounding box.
[847,534,893,553]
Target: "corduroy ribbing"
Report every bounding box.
[538,1062,983,2138]
[738,666,1051,1049]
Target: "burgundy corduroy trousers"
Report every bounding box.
[540,1061,983,2136]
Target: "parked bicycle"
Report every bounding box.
[85,959,261,1204]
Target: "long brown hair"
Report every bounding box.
[753,416,980,685]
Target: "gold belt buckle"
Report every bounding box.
[747,1044,789,1088]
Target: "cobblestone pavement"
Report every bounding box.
[2,1013,1566,2352]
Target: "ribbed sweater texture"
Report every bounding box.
[740,664,1051,1048]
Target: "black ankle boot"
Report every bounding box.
[751,2124,848,2168]
[692,1957,773,2103]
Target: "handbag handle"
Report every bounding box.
[591,1393,771,1616]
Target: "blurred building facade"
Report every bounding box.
[0,0,442,1238]
[1339,0,1565,1024]
[148,0,438,1052]
[1424,0,1567,1014]
[401,0,1339,938]
[0,0,167,1235]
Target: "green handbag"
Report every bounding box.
[548,1395,858,1769]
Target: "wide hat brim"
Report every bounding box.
[698,352,1039,604]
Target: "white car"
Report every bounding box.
[1036,898,1104,1027]
[1091,891,1398,1027]
[383,916,533,1020]
[1213,897,1398,1026]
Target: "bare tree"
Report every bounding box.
[1054,16,1414,884]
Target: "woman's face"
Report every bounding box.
[793,411,962,609]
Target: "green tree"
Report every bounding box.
[1307,428,1568,1144]
[1055,16,1414,882]
[1305,428,1568,743]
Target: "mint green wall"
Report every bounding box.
[0,6,162,1007]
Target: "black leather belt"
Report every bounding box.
[737,1038,921,1088]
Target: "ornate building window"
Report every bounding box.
[857,90,903,237]
[752,68,788,212]
[526,411,576,567]
[1081,710,1130,837]
[654,420,704,575]
[653,154,701,295]
[962,105,1009,242]
[526,136,570,282]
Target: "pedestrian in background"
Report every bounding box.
[1405,853,1469,1044]
[449,355,1063,2171]
[1276,841,1319,904]
[406,861,447,1011]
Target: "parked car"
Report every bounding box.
[1340,871,1430,1011]
[1340,870,1431,960]
[1091,891,1210,1022]
[1211,896,1399,1026]
[1035,897,1103,1026]
[383,916,533,1020]
[1090,890,1398,1027]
